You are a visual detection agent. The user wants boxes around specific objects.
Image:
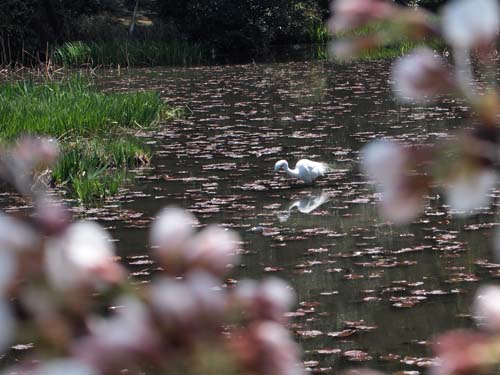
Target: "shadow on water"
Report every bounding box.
[4,59,490,372]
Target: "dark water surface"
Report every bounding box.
[84,60,500,373]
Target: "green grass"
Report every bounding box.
[52,138,149,203]
[0,78,169,203]
[305,22,330,44]
[53,40,206,67]
[0,78,163,139]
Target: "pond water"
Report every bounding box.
[42,60,500,373]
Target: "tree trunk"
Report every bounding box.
[129,0,140,36]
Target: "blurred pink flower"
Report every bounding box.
[150,206,197,272]
[391,48,454,103]
[441,0,499,50]
[444,168,497,214]
[473,285,500,332]
[74,296,160,371]
[361,139,406,188]
[432,329,496,375]
[233,277,295,322]
[0,212,38,253]
[0,213,38,292]
[186,225,240,277]
[34,197,72,236]
[0,299,15,353]
[0,250,16,294]
[149,276,199,332]
[184,271,227,325]
[44,221,124,291]
[361,139,428,224]
[150,272,226,335]
[13,136,59,170]
[379,185,426,225]
[1,359,98,375]
[328,0,396,33]
[231,321,304,375]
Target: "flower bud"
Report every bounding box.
[186,225,240,277]
[149,207,196,273]
[233,277,295,322]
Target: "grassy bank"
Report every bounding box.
[0,78,168,202]
[52,40,206,67]
[0,79,163,139]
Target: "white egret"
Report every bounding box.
[274,159,328,184]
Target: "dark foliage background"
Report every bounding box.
[0,0,103,62]
[0,0,459,64]
[157,0,326,52]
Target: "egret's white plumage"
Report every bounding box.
[274,159,328,184]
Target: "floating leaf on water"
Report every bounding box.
[296,330,324,338]
[314,348,342,355]
[342,349,372,361]
[327,329,357,338]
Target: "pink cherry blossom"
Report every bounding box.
[233,277,295,322]
[73,296,160,371]
[444,168,497,215]
[0,299,15,353]
[186,225,240,277]
[473,285,500,332]
[0,359,98,375]
[328,0,396,33]
[361,139,428,224]
[149,276,199,332]
[441,0,499,50]
[231,322,304,375]
[44,221,124,291]
[149,206,197,272]
[391,47,454,103]
[34,196,72,236]
[432,329,496,375]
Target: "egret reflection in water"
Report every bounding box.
[277,190,330,222]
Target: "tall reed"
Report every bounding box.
[53,40,205,67]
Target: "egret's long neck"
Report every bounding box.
[283,163,300,179]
